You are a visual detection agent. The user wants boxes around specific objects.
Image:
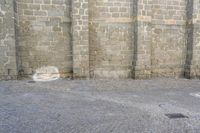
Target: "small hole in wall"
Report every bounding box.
[7,69,11,75]
[18,69,24,76]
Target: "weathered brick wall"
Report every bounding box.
[0,0,200,80]
[89,0,134,78]
[15,0,72,78]
[134,0,187,79]
[0,0,17,80]
[151,0,187,78]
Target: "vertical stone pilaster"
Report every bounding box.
[185,0,200,79]
[185,0,194,78]
[0,0,18,80]
[190,0,200,78]
[72,0,90,78]
[133,0,152,79]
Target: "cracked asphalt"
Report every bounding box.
[0,78,200,133]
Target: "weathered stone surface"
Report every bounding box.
[0,0,200,80]
[134,0,187,79]
[72,0,90,79]
[15,0,72,78]
[189,0,200,78]
[0,0,17,80]
[89,0,134,79]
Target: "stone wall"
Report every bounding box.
[136,0,187,78]
[0,0,17,80]
[0,0,200,80]
[15,0,72,78]
[89,0,134,78]
[151,0,186,78]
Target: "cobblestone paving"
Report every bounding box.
[0,79,200,133]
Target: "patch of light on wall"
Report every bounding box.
[190,92,200,98]
[33,66,60,82]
